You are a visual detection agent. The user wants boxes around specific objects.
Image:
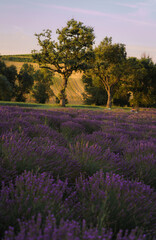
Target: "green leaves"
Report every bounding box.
[32,69,54,104]
[32,19,95,73]
[84,37,127,108]
[32,18,95,106]
[16,64,35,102]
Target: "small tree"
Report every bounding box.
[32,18,95,106]
[32,69,54,103]
[16,64,34,102]
[93,37,127,108]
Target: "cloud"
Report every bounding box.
[43,4,114,17]
[116,3,138,8]
[47,4,156,27]
[24,1,156,27]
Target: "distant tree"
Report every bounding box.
[0,59,17,100]
[91,37,127,108]
[82,70,130,107]
[0,59,6,74]
[113,84,130,107]
[122,57,150,109]
[32,18,95,106]
[0,74,12,100]
[32,69,54,103]
[4,65,17,98]
[16,64,34,102]
[82,71,107,105]
[139,56,156,107]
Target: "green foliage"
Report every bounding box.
[0,59,17,100]
[32,18,95,106]
[16,64,34,102]
[84,37,127,108]
[0,74,12,100]
[113,83,130,106]
[69,141,113,176]
[122,56,156,108]
[82,72,107,105]
[32,69,54,103]
[139,57,156,107]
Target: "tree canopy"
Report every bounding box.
[122,56,156,108]
[84,37,127,108]
[32,18,95,106]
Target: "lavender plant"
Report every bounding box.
[60,121,85,141]
[0,105,156,239]
[4,213,146,240]
[0,171,69,238]
[65,171,156,237]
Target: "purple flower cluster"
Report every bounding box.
[0,105,156,239]
[0,171,69,238]
[4,214,146,240]
[1,131,80,181]
[65,171,156,236]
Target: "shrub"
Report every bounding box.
[65,171,156,237]
[1,132,80,181]
[60,121,85,140]
[0,171,69,238]
[69,141,118,176]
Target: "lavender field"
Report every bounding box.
[0,106,156,240]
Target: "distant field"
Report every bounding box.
[1,54,33,62]
[4,60,84,105]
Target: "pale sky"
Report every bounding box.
[0,0,156,62]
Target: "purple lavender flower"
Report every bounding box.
[4,214,146,240]
[0,171,69,238]
[65,171,156,237]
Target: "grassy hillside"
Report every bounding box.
[4,60,84,105]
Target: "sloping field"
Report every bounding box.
[5,61,84,104]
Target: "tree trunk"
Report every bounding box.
[61,98,66,107]
[106,89,112,108]
[60,75,68,107]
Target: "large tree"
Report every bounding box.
[32,18,95,106]
[92,37,127,108]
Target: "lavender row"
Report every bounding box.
[0,106,156,239]
[4,214,146,240]
[0,106,155,187]
[1,171,155,239]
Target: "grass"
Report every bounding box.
[0,101,132,111]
